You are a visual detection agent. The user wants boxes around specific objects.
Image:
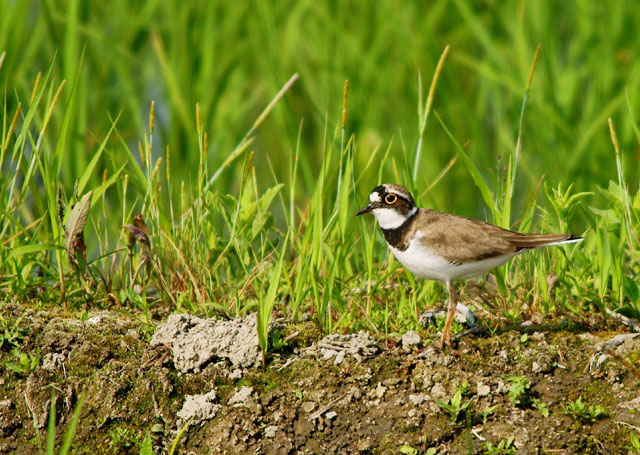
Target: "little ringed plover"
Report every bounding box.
[356,183,583,348]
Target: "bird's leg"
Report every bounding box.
[441,281,458,349]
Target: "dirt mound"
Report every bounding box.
[0,305,638,454]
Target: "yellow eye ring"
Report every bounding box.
[385,194,398,205]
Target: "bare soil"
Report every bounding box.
[1,303,639,455]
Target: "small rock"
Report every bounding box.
[375,383,387,399]
[264,425,278,438]
[177,390,220,425]
[87,315,105,325]
[532,361,542,374]
[402,331,421,347]
[334,350,346,365]
[151,313,262,371]
[325,411,337,420]
[302,401,316,413]
[409,393,430,406]
[308,331,381,363]
[227,386,255,408]
[228,368,243,380]
[430,384,447,400]
[383,377,402,387]
[477,382,490,397]
[323,349,338,361]
[366,398,381,407]
[496,380,509,394]
[531,332,546,341]
[499,350,509,362]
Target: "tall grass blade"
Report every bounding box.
[413,45,450,183]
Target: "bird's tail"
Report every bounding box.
[509,233,583,250]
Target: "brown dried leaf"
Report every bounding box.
[65,191,92,269]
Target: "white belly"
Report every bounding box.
[388,237,517,282]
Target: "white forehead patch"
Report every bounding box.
[369,191,381,203]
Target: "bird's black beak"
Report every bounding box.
[355,204,372,216]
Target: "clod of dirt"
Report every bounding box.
[263,425,278,438]
[150,313,261,371]
[227,386,256,409]
[303,330,380,364]
[477,381,491,397]
[176,390,220,425]
[401,330,421,347]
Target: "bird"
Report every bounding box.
[356,183,583,348]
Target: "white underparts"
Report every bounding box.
[388,232,517,282]
[372,207,409,229]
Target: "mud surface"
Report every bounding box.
[1,303,639,454]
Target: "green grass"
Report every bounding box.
[1,1,640,362]
[562,396,608,423]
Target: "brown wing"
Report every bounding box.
[415,209,574,264]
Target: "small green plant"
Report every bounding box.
[0,314,28,349]
[5,347,39,376]
[42,390,86,455]
[481,405,498,425]
[532,398,549,417]
[562,396,607,423]
[271,330,288,352]
[138,433,154,455]
[108,426,137,452]
[436,383,474,425]
[507,376,531,407]
[398,444,418,455]
[294,390,304,400]
[485,436,516,455]
[257,232,289,369]
[628,432,640,455]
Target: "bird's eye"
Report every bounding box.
[385,194,398,204]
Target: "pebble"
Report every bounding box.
[227,386,255,408]
[301,401,316,413]
[477,382,491,397]
[402,331,421,347]
[496,380,509,395]
[409,393,430,406]
[264,425,278,438]
[430,384,447,400]
[375,383,387,399]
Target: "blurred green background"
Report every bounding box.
[2,0,639,222]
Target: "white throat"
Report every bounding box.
[372,206,416,229]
